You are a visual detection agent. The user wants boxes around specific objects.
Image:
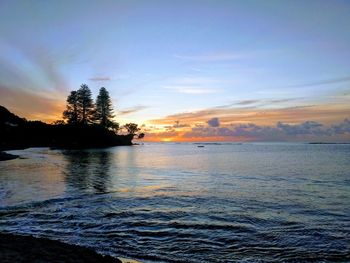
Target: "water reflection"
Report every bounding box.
[1,144,349,262]
[63,150,113,194]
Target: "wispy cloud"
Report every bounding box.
[286,76,350,88]
[173,49,281,63]
[176,77,219,85]
[89,76,111,82]
[235,100,261,106]
[0,42,70,122]
[164,85,220,94]
[149,103,350,127]
[0,41,69,93]
[163,76,222,94]
[173,51,248,62]
[215,98,299,109]
[118,105,149,115]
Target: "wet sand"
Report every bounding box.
[0,233,122,263]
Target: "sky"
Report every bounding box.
[0,0,350,142]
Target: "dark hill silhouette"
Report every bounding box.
[0,105,133,151]
[0,105,26,125]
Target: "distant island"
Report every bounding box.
[0,84,144,157]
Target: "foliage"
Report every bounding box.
[94,87,118,129]
[110,122,120,133]
[63,84,95,125]
[77,84,95,124]
[52,120,65,125]
[0,105,134,150]
[124,123,140,135]
[63,91,79,124]
[61,85,144,140]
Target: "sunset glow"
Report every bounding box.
[1,1,349,142]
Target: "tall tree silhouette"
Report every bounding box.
[63,91,79,124]
[77,84,94,124]
[94,87,116,129]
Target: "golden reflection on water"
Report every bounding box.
[2,143,350,207]
[1,144,349,262]
[0,149,66,205]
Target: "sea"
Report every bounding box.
[0,142,349,262]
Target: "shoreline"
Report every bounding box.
[0,233,122,263]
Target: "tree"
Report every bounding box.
[110,122,120,133]
[63,91,79,124]
[124,123,140,135]
[77,84,94,124]
[52,120,65,125]
[94,87,116,129]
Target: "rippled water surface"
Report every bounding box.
[1,143,349,262]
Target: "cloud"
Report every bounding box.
[146,112,350,141]
[0,41,69,93]
[184,124,280,140]
[235,100,261,105]
[183,119,350,141]
[118,105,148,115]
[89,77,111,81]
[173,121,190,128]
[276,121,327,135]
[176,77,219,85]
[286,76,350,88]
[149,103,350,127]
[215,98,299,109]
[0,41,73,122]
[207,117,220,127]
[173,49,281,63]
[269,99,297,104]
[173,52,248,62]
[163,76,222,94]
[164,85,220,94]
[330,118,350,134]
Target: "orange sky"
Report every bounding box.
[1,87,349,142]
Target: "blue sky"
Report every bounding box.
[0,0,349,141]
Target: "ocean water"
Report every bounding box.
[0,143,349,262]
